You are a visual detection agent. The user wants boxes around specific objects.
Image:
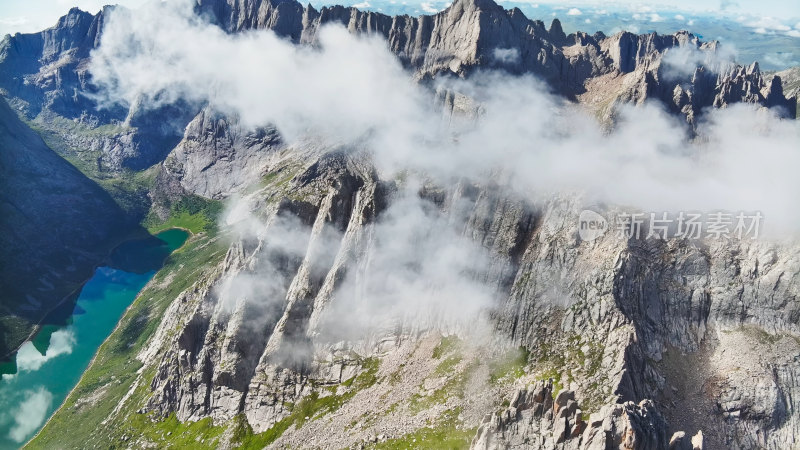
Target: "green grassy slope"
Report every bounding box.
[26,234,226,449]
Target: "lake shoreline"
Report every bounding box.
[1,227,196,362]
[3,229,190,447]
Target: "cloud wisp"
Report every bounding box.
[7,388,52,443]
[10,328,76,375]
[661,42,737,79]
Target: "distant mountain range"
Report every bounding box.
[305,0,800,71]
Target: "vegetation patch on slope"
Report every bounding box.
[530,330,608,413]
[23,112,156,220]
[488,346,529,385]
[144,195,223,234]
[236,357,381,447]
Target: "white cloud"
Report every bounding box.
[764,52,799,68]
[662,43,737,79]
[787,30,800,38]
[675,14,686,21]
[612,24,641,34]
[91,1,433,145]
[0,16,28,27]
[492,47,520,64]
[8,388,52,443]
[316,186,498,339]
[650,13,665,22]
[585,18,592,24]
[14,328,76,373]
[567,7,582,15]
[352,0,371,7]
[746,16,792,32]
[420,1,439,13]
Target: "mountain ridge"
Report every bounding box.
[1,0,796,129]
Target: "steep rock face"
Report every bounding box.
[0,7,99,117]
[145,152,382,427]
[774,66,800,119]
[119,143,800,448]
[0,98,132,356]
[160,108,286,200]
[196,0,573,84]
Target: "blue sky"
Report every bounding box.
[1,0,799,37]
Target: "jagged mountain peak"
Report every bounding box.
[445,0,508,14]
[0,0,795,146]
[548,17,567,44]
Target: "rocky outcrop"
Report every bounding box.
[472,381,687,450]
[160,107,286,200]
[776,66,800,100]
[773,66,800,127]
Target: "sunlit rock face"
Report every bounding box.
[134,142,800,448]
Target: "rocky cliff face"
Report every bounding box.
[159,108,286,200]
[775,66,800,117]
[67,143,798,449]
[0,6,196,171]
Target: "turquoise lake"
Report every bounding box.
[0,229,188,449]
